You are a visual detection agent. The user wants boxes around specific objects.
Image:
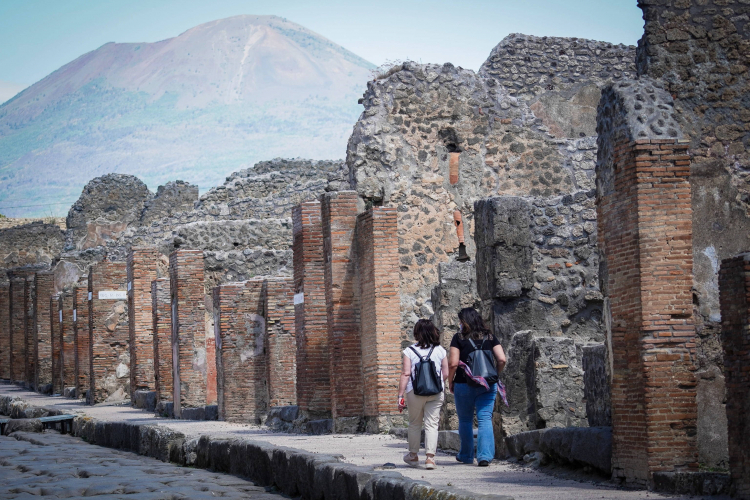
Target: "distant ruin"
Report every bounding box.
[1,1,749,496]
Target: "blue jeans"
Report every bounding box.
[454,382,496,463]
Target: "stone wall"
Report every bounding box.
[0,222,64,271]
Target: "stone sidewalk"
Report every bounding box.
[0,384,716,500]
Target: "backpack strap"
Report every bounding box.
[408,345,435,361]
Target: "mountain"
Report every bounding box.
[0,15,374,217]
[0,81,27,105]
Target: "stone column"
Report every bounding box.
[265,277,297,408]
[88,261,129,404]
[9,277,26,384]
[0,282,9,380]
[169,249,206,416]
[357,206,401,427]
[34,272,55,392]
[321,192,364,423]
[73,281,90,398]
[596,80,697,486]
[718,254,750,498]
[127,247,159,398]
[214,279,267,423]
[152,278,172,403]
[292,201,330,417]
[60,292,76,393]
[51,294,61,394]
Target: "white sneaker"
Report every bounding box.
[403,453,419,468]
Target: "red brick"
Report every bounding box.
[0,283,10,380]
[8,276,26,384]
[59,292,75,390]
[33,273,54,390]
[127,247,159,397]
[152,278,173,403]
[265,277,297,407]
[73,282,90,397]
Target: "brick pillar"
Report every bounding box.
[59,292,76,391]
[292,201,330,416]
[718,254,750,498]
[127,247,159,397]
[597,138,697,484]
[73,282,90,398]
[51,294,61,394]
[24,275,35,388]
[357,207,401,419]
[9,277,25,384]
[88,261,129,404]
[265,277,296,407]
[34,272,54,391]
[321,192,364,421]
[169,250,206,416]
[0,282,9,380]
[152,278,172,403]
[214,279,267,422]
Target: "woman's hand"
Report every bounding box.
[449,380,455,394]
[398,396,406,412]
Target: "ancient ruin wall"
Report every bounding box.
[0,283,9,380]
[0,222,64,272]
[151,278,172,403]
[34,272,55,390]
[73,282,90,397]
[347,35,635,338]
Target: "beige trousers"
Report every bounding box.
[406,390,444,455]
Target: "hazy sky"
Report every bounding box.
[0,0,644,94]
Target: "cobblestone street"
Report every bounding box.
[0,431,286,499]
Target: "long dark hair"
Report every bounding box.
[458,307,491,341]
[413,319,441,348]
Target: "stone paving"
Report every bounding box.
[0,431,284,499]
[0,385,728,500]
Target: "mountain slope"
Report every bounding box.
[0,15,373,217]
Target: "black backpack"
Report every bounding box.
[466,336,499,387]
[409,346,443,396]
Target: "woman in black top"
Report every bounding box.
[448,307,506,466]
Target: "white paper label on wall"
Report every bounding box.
[88,292,92,301]
[59,310,62,322]
[293,293,304,305]
[73,309,77,322]
[98,290,127,300]
[128,281,132,291]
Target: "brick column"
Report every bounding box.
[127,247,159,397]
[9,277,25,384]
[597,137,697,484]
[265,277,296,407]
[357,207,401,420]
[152,278,172,403]
[88,261,129,404]
[51,294,61,394]
[59,292,76,391]
[321,192,364,421]
[214,279,267,422]
[73,282,90,398]
[34,272,54,391]
[718,254,750,498]
[292,201,330,416]
[0,282,9,380]
[169,250,206,416]
[23,275,35,388]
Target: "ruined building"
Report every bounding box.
[1,0,749,495]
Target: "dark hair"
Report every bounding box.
[458,307,491,341]
[413,319,441,348]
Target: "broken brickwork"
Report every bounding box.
[23,275,35,387]
[321,192,364,421]
[265,277,296,408]
[127,247,159,396]
[214,279,267,423]
[50,295,61,394]
[357,207,401,421]
[292,201,330,416]
[169,250,206,415]
[33,272,54,390]
[152,278,172,403]
[88,261,129,404]
[0,283,9,380]
[596,80,697,486]
[718,254,750,498]
[59,292,76,390]
[9,277,25,384]
[73,282,90,397]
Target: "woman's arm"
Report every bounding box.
[492,344,507,373]
[441,356,449,383]
[398,355,411,409]
[448,346,460,393]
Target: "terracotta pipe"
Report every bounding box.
[449,152,460,185]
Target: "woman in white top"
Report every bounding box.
[397,319,449,470]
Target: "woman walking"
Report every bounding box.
[398,319,449,470]
[448,307,506,466]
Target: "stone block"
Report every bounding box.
[651,472,731,497]
[134,390,157,412]
[582,343,610,427]
[307,419,333,435]
[3,418,43,435]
